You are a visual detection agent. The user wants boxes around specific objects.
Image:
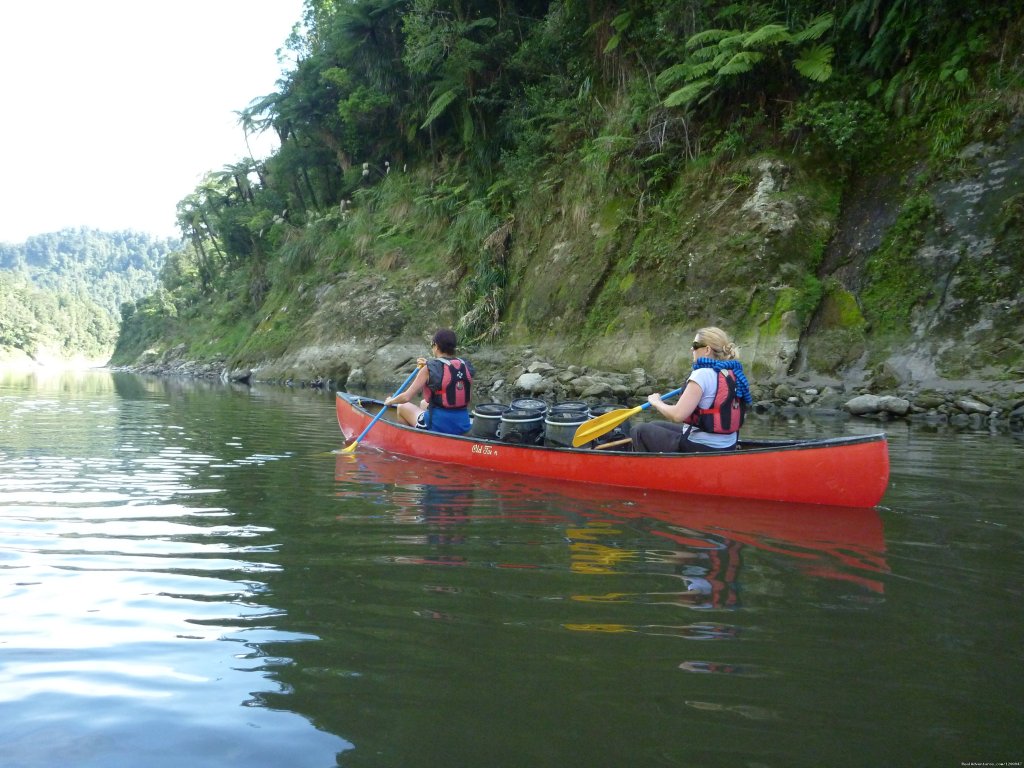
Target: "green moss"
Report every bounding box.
[860,193,938,334]
[750,287,797,337]
[819,285,867,331]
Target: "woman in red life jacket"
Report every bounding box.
[384,328,475,435]
[631,326,752,453]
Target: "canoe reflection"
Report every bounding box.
[334,450,888,601]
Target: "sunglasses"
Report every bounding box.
[691,341,706,350]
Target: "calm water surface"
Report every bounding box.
[1,370,1021,767]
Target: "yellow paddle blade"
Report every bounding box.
[572,405,643,447]
[339,439,359,454]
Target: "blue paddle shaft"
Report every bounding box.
[351,367,420,444]
[639,385,685,410]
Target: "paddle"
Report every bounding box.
[572,386,685,447]
[340,365,422,453]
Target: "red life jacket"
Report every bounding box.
[425,357,472,409]
[684,369,745,434]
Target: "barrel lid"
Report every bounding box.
[544,411,589,426]
[500,409,545,422]
[473,403,509,417]
[509,398,547,412]
[550,400,588,412]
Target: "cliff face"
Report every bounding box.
[133,123,1023,404]
[507,127,1024,393]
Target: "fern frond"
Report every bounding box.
[711,50,734,70]
[791,13,834,43]
[690,44,722,61]
[687,60,720,79]
[794,45,834,82]
[718,51,765,76]
[743,24,790,48]
[421,89,459,129]
[686,28,733,49]
[664,79,712,108]
[840,1,876,32]
[655,62,691,89]
[719,33,747,51]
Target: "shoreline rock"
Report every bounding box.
[112,343,1024,435]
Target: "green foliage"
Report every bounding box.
[108,0,1024,379]
[784,98,888,168]
[0,272,118,359]
[657,13,835,110]
[0,228,176,359]
[794,273,825,323]
[861,193,938,333]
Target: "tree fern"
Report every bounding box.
[421,89,459,129]
[794,45,834,83]
[743,24,790,48]
[719,51,765,76]
[690,44,725,62]
[659,15,835,111]
[686,28,733,49]
[791,13,834,44]
[664,79,713,108]
[655,62,691,89]
[688,59,724,79]
[718,33,748,51]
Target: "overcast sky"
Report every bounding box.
[0,0,305,244]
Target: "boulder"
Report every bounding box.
[913,391,948,410]
[877,395,911,416]
[527,361,555,374]
[844,394,882,415]
[954,398,991,415]
[514,372,550,395]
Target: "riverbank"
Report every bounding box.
[110,341,1024,434]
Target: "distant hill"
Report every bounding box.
[0,227,181,362]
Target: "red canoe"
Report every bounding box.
[335,393,890,508]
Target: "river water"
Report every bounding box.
[0,369,1020,767]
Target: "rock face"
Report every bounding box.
[119,123,1024,427]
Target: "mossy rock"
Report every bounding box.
[805,328,868,375]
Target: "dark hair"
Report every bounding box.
[431,328,457,355]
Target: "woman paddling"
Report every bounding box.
[385,328,475,435]
[631,326,752,453]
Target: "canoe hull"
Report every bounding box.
[335,393,890,508]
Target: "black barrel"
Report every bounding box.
[550,400,590,417]
[509,397,548,417]
[468,403,509,440]
[544,410,590,448]
[496,409,545,444]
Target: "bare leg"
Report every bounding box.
[395,402,424,427]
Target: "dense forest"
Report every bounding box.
[101,0,1023,385]
[0,229,178,361]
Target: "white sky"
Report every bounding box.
[0,0,305,244]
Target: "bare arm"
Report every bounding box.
[384,360,428,405]
[647,379,703,423]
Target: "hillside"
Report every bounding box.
[108,0,1024,405]
[0,228,179,362]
